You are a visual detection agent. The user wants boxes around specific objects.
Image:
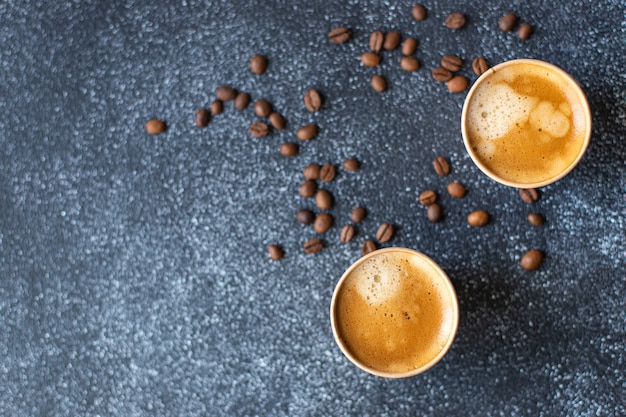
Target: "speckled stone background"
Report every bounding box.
[1,1,624,416]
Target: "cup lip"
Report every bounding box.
[461,58,592,189]
[329,247,460,379]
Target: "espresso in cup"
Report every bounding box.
[462,59,592,188]
[330,248,459,378]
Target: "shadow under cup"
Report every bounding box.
[330,248,459,378]
[461,59,592,189]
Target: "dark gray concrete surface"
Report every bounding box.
[1,1,624,416]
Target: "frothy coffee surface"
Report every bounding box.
[465,62,587,184]
[334,252,456,374]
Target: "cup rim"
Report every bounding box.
[329,247,460,378]
[461,58,592,189]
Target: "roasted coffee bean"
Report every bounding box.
[441,55,463,72]
[447,181,467,198]
[315,189,333,210]
[340,224,356,243]
[432,67,453,82]
[320,163,336,182]
[267,244,283,260]
[376,223,394,243]
[383,31,401,50]
[412,4,427,21]
[194,109,210,128]
[210,100,223,115]
[499,12,519,32]
[402,38,418,56]
[146,119,166,134]
[250,54,267,75]
[419,190,437,206]
[215,85,237,101]
[351,207,367,223]
[269,112,286,130]
[362,240,377,255]
[519,188,539,203]
[467,210,489,227]
[472,56,489,76]
[427,203,442,222]
[296,209,315,225]
[343,158,360,172]
[234,92,250,110]
[297,124,319,141]
[520,249,543,270]
[304,238,324,254]
[314,213,334,234]
[400,57,420,72]
[447,75,468,93]
[254,99,272,118]
[299,180,317,198]
[518,23,533,40]
[328,27,351,44]
[249,121,269,137]
[361,52,381,67]
[369,31,385,52]
[304,89,322,112]
[445,12,466,29]
[527,213,545,226]
[371,75,387,92]
[433,156,450,176]
[303,164,321,180]
[280,142,298,157]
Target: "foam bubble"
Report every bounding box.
[529,101,570,138]
[354,255,401,305]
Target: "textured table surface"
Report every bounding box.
[1,1,625,416]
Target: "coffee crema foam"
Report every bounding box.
[465,63,587,184]
[335,252,455,374]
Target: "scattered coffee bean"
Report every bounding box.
[518,23,533,40]
[412,4,427,21]
[210,100,223,115]
[267,244,283,260]
[328,27,351,44]
[304,238,324,254]
[314,213,334,234]
[303,164,321,180]
[419,190,437,206]
[401,57,420,72]
[194,109,210,128]
[297,124,319,141]
[250,54,267,75]
[432,67,453,82]
[249,121,269,137]
[299,180,317,198]
[234,92,250,110]
[280,142,298,157]
[527,213,545,226]
[467,210,489,227]
[296,209,316,225]
[499,12,519,32]
[445,12,466,29]
[369,31,385,52]
[371,75,387,92]
[402,38,418,56]
[269,112,286,130]
[519,188,540,203]
[361,52,382,67]
[146,119,166,134]
[433,156,450,176]
[320,163,336,182]
[215,85,237,101]
[343,158,360,172]
[427,203,443,222]
[376,223,394,243]
[362,240,377,255]
[315,189,333,210]
[351,207,367,223]
[383,31,401,50]
[441,55,463,72]
[304,89,322,112]
[472,56,489,76]
[520,249,543,270]
[447,75,468,93]
[447,181,466,198]
[254,99,272,118]
[340,225,356,243]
